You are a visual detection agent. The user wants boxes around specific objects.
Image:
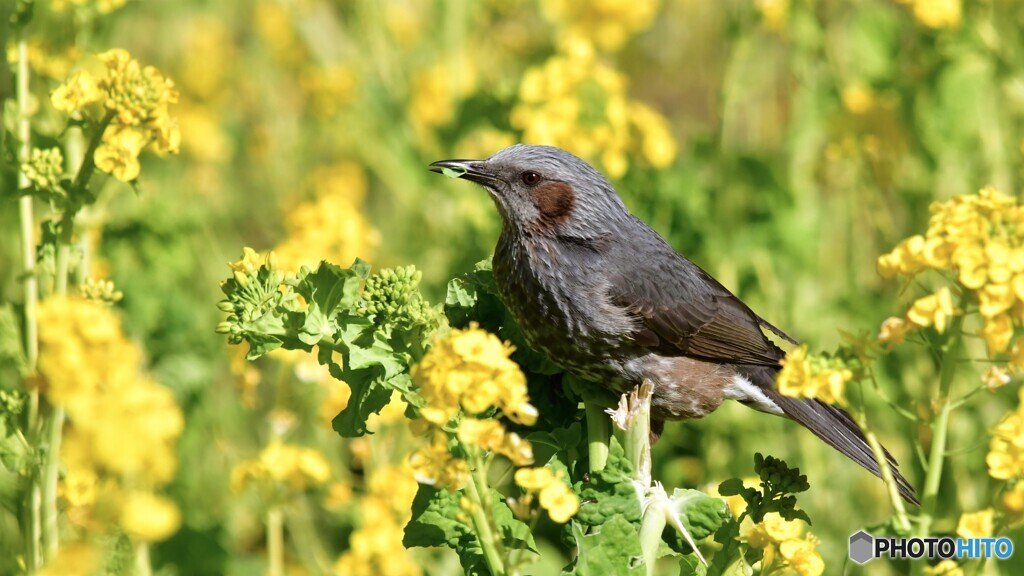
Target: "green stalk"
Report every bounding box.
[863,426,913,534]
[465,458,507,576]
[622,383,653,485]
[134,542,153,576]
[639,497,666,576]
[15,32,43,573]
[585,402,610,473]
[267,505,284,576]
[916,315,964,539]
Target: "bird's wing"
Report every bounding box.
[607,250,791,367]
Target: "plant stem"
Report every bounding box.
[622,382,653,485]
[134,541,153,576]
[15,32,43,574]
[916,316,964,538]
[465,457,507,576]
[638,497,666,576]
[40,407,64,560]
[585,402,610,473]
[267,505,284,576]
[863,425,913,534]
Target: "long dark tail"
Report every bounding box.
[762,387,919,505]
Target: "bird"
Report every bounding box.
[429,144,917,504]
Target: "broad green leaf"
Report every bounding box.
[563,515,644,576]
[330,367,392,437]
[575,438,641,526]
[663,489,729,555]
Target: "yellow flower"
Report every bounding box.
[777,345,851,406]
[779,536,825,576]
[409,431,469,490]
[987,389,1024,480]
[956,508,995,539]
[878,316,911,344]
[515,467,555,491]
[981,314,1014,355]
[540,0,660,52]
[59,467,98,508]
[412,325,536,426]
[539,480,579,523]
[51,70,102,112]
[745,512,804,548]
[910,0,961,29]
[94,125,147,182]
[21,147,65,190]
[120,491,181,542]
[906,287,956,332]
[38,544,96,576]
[1001,481,1024,522]
[515,466,579,523]
[841,83,875,114]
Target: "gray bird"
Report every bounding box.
[429,144,917,504]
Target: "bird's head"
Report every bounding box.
[429,144,630,236]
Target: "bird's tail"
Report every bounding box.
[762,387,919,505]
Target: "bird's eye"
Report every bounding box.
[521,171,541,186]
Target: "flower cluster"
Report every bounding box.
[878,188,1024,358]
[987,388,1024,480]
[510,38,676,178]
[776,345,853,406]
[513,467,579,524]
[359,265,435,328]
[272,164,379,273]
[20,147,65,194]
[412,325,537,426]
[539,0,661,52]
[409,325,539,491]
[334,465,422,576]
[51,49,180,181]
[37,297,184,541]
[744,512,824,576]
[231,440,331,493]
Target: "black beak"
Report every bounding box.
[428,159,501,186]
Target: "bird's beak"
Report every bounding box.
[428,159,501,186]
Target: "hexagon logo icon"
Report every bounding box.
[849,530,874,565]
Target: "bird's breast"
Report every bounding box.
[492,234,638,387]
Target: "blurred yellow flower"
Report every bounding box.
[409,430,470,489]
[510,39,676,178]
[777,345,851,406]
[59,467,98,508]
[514,466,579,523]
[756,0,789,31]
[37,544,96,576]
[907,0,961,29]
[987,389,1024,480]
[540,0,660,52]
[335,465,422,576]
[95,125,147,182]
[956,508,994,539]
[273,186,378,274]
[906,287,956,333]
[878,316,911,344]
[232,440,332,492]
[51,70,102,112]
[778,535,825,576]
[120,491,181,542]
[841,83,875,114]
[1001,480,1024,522]
[745,512,803,548]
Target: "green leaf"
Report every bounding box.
[663,489,729,555]
[563,515,644,576]
[716,479,744,497]
[575,438,641,527]
[441,166,467,178]
[296,260,368,319]
[330,367,393,437]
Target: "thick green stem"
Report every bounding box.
[134,541,153,576]
[267,505,284,576]
[465,461,507,576]
[585,402,610,473]
[916,316,964,538]
[15,32,43,573]
[639,498,666,576]
[621,382,653,485]
[40,407,64,560]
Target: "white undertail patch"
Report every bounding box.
[723,374,784,416]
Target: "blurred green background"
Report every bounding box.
[3,0,1024,574]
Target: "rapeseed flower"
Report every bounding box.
[956,508,994,539]
[514,466,579,523]
[777,345,852,406]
